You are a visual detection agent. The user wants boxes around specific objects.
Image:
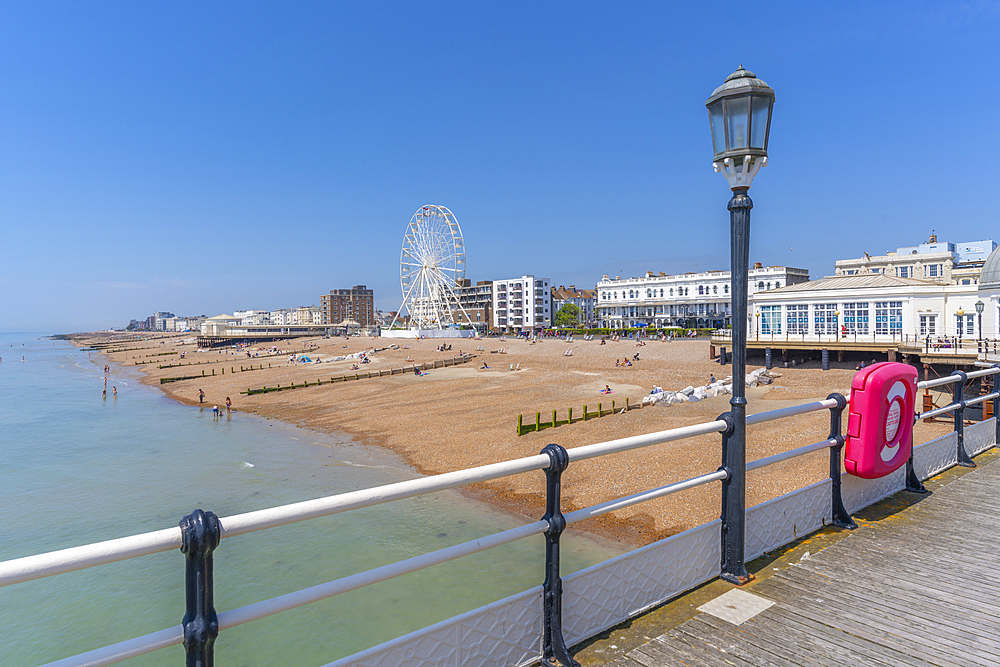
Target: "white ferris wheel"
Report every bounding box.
[391,205,471,329]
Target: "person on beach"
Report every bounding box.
[199,388,205,403]
[212,405,219,421]
[102,388,106,398]
[113,386,117,397]
[710,374,716,384]
[601,385,612,394]
[226,397,232,411]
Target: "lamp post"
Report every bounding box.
[976,300,984,342]
[957,307,965,345]
[755,310,760,341]
[706,65,774,585]
[834,310,840,342]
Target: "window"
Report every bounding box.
[669,288,674,296]
[843,302,869,335]
[713,285,718,294]
[958,314,974,335]
[896,266,911,278]
[928,264,942,278]
[766,282,771,290]
[961,279,971,285]
[814,303,838,334]
[775,282,781,288]
[613,292,617,299]
[760,305,781,334]
[875,301,902,335]
[919,315,936,336]
[786,304,809,334]
[660,289,664,297]
[758,281,765,290]
[647,289,652,298]
[724,285,729,294]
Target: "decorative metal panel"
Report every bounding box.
[912,432,957,480]
[841,466,904,514]
[965,418,995,456]
[326,421,999,667]
[561,520,720,645]
[321,587,542,667]
[745,480,830,562]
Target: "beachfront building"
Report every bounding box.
[834,234,996,286]
[748,243,1000,343]
[454,279,493,331]
[596,265,809,330]
[492,276,552,333]
[151,312,175,331]
[235,310,270,327]
[551,285,597,327]
[321,285,375,328]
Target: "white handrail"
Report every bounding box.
[746,439,836,472]
[15,386,998,667]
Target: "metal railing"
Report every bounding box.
[713,329,1000,355]
[3,367,999,667]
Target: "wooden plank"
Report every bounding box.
[756,579,990,667]
[676,616,808,667]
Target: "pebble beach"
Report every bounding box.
[82,332,954,548]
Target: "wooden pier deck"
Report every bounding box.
[597,453,1000,667]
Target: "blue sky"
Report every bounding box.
[1,2,998,332]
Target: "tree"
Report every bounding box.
[554,303,581,328]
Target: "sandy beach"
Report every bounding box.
[81,332,954,548]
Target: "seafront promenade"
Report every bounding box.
[579,448,1000,666]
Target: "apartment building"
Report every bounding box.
[834,234,996,286]
[492,276,551,332]
[321,285,376,327]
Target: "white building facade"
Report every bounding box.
[834,235,996,286]
[596,266,808,329]
[748,273,1000,342]
[492,276,551,332]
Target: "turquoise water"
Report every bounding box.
[0,333,623,666]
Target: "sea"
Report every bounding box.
[0,333,624,667]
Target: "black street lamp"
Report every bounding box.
[706,65,774,585]
[976,300,984,342]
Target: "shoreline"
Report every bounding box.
[71,331,955,549]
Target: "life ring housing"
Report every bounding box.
[845,362,918,479]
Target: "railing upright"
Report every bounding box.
[952,371,975,468]
[539,444,577,667]
[994,365,1000,446]
[718,411,749,585]
[826,394,856,529]
[180,509,221,667]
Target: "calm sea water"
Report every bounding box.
[0,333,623,666]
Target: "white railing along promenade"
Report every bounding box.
[3,368,998,667]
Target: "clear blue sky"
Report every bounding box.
[1,2,997,332]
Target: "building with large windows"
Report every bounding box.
[492,276,551,332]
[748,273,989,342]
[595,265,808,329]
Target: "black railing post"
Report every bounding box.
[826,393,856,529]
[180,509,221,667]
[539,443,578,667]
[905,405,928,493]
[994,365,1000,446]
[952,371,975,468]
[718,411,750,584]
